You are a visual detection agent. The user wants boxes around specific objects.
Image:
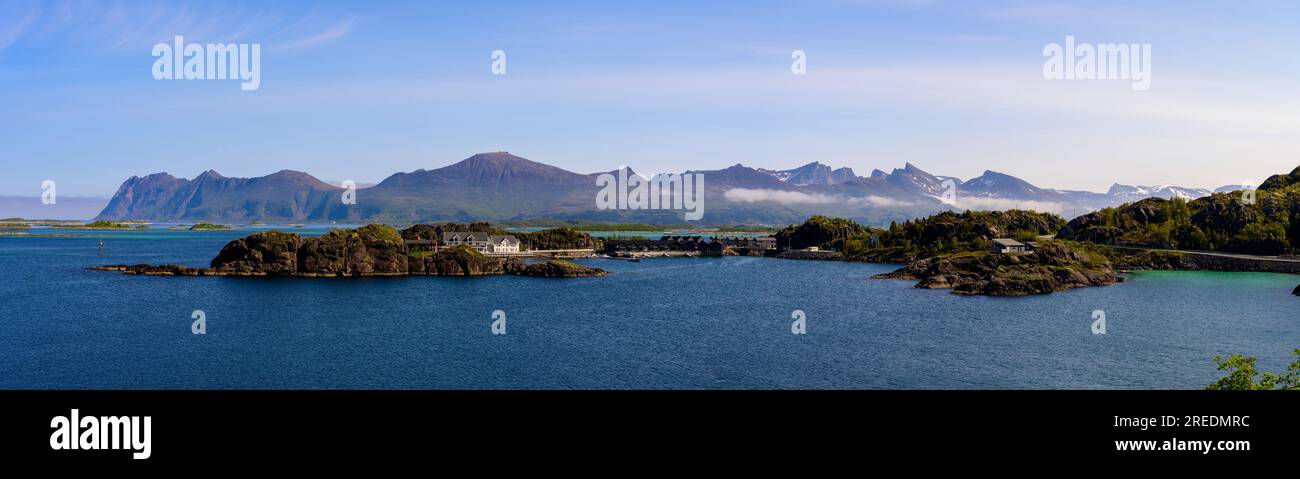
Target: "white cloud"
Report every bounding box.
[855,195,915,208]
[724,188,840,204]
[723,188,915,208]
[953,197,1068,214]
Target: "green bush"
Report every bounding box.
[1207,349,1300,390]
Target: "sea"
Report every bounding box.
[2,226,1297,389]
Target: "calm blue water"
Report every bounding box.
[2,227,1297,389]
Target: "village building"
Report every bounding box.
[714,235,778,250]
[442,232,521,254]
[487,235,520,253]
[602,234,778,256]
[443,232,490,251]
[992,238,1027,254]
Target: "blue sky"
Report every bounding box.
[2,0,1299,198]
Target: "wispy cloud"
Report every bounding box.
[0,1,354,52]
[0,0,40,50]
[276,18,352,51]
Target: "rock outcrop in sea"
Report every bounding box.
[507,259,610,278]
[93,224,607,279]
[873,241,1116,296]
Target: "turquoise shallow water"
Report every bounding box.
[1,228,1297,389]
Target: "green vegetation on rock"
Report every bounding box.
[513,227,600,250]
[1207,349,1300,390]
[1060,165,1300,255]
[853,210,1064,262]
[189,223,233,230]
[397,223,600,251]
[356,224,404,245]
[773,215,869,251]
[873,240,1116,296]
[775,210,1064,263]
[1259,165,1300,191]
[83,220,146,229]
[508,259,608,277]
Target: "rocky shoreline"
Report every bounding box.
[92,225,607,279]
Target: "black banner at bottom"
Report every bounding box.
[2,390,1293,468]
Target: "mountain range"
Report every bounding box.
[94,152,1227,226]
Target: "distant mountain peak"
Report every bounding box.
[135,172,179,182]
[959,170,1052,200]
[760,161,859,186]
[445,152,574,174]
[467,151,517,160]
[195,169,225,180]
[258,170,336,189]
[883,163,947,198]
[460,151,529,165]
[1107,183,1211,200]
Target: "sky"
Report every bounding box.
[2,0,1299,199]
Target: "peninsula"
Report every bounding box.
[93,224,607,278]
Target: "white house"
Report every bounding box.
[441,232,520,254]
[487,235,520,253]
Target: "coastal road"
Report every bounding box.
[1116,246,1300,263]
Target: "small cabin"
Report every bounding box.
[991,238,1027,254]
